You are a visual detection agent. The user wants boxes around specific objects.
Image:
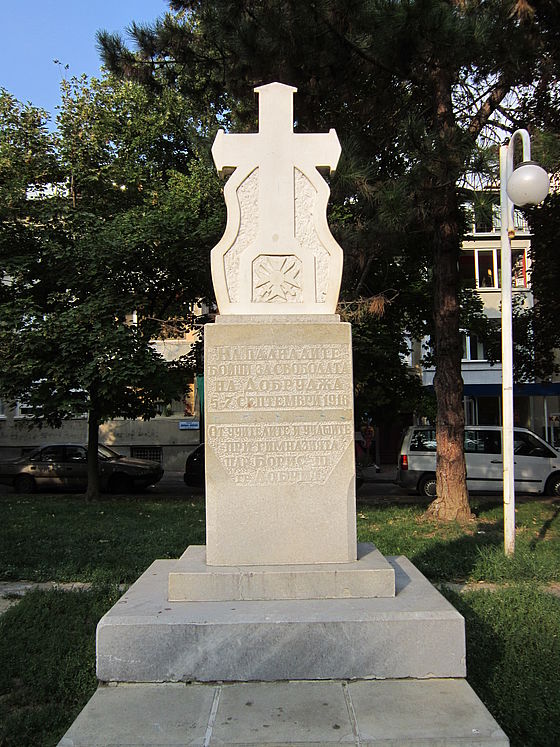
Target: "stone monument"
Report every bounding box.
[168,81,393,598]
[58,83,509,747]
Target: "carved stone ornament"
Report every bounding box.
[211,82,343,314]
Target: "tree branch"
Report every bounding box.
[467,77,512,139]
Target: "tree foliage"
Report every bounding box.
[98,0,560,519]
[0,76,223,498]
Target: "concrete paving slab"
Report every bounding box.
[97,556,466,682]
[348,679,509,746]
[168,543,395,601]
[58,682,214,746]
[212,681,355,745]
[57,679,509,746]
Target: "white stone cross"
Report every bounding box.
[211,82,343,314]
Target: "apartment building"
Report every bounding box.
[0,334,202,471]
[420,201,560,448]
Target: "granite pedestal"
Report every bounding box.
[168,543,395,602]
[97,556,465,683]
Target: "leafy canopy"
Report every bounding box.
[0,74,223,429]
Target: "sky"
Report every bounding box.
[1,0,169,123]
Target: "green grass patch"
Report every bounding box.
[442,585,560,747]
[1,493,559,746]
[1,493,558,585]
[356,497,560,583]
[0,494,205,584]
[0,585,120,747]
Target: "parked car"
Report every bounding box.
[396,425,560,497]
[184,443,366,489]
[184,443,205,488]
[0,443,164,494]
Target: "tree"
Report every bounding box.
[0,77,223,499]
[99,0,560,520]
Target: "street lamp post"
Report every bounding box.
[499,130,549,556]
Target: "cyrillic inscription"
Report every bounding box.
[207,422,353,485]
[206,344,352,412]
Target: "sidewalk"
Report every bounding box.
[58,678,509,746]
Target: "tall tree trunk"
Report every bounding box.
[424,64,473,523]
[425,184,472,522]
[85,400,100,502]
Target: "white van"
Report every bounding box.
[397,425,560,497]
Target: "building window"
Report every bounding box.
[462,397,501,426]
[459,247,528,289]
[464,397,478,425]
[512,248,528,288]
[461,332,485,362]
[513,210,529,232]
[464,200,528,234]
[459,249,499,289]
[477,250,496,287]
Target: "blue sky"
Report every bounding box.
[1,1,169,123]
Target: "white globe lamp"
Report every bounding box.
[506,161,550,207]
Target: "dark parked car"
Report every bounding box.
[184,443,205,488]
[0,443,164,494]
[183,443,365,489]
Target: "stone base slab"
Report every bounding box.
[168,543,395,601]
[97,556,465,683]
[58,679,509,746]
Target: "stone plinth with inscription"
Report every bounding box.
[204,317,356,567]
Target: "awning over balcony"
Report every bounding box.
[461,383,560,397]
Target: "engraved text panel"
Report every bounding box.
[206,342,353,486]
[206,343,352,412]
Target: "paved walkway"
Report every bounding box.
[58,678,509,746]
[0,580,124,616]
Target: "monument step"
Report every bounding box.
[58,678,509,746]
[168,543,395,601]
[97,556,465,683]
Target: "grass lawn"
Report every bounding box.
[0,491,559,746]
[0,494,206,584]
[0,585,119,747]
